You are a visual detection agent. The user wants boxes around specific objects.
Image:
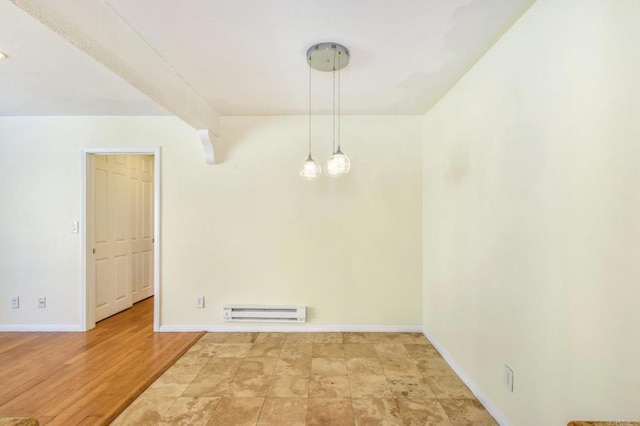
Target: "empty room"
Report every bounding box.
[1,0,638,425]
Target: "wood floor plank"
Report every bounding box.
[0,297,204,425]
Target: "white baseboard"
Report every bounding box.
[422,329,511,426]
[0,324,83,332]
[158,324,424,333]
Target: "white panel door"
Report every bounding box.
[92,154,133,321]
[130,155,154,303]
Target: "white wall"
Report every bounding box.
[422,0,640,424]
[165,116,422,328]
[0,115,422,330]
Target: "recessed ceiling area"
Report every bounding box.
[1,0,535,119]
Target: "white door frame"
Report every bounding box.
[81,147,161,332]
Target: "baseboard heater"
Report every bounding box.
[223,305,306,323]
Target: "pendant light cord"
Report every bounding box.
[308,60,312,158]
[332,49,336,154]
[337,52,341,152]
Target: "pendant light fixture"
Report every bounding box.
[300,42,350,180]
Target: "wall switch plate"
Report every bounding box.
[71,221,79,233]
[11,296,19,309]
[196,296,204,309]
[504,364,514,392]
[38,297,46,308]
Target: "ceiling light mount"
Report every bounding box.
[307,43,350,72]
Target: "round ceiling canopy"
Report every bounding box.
[307,42,350,72]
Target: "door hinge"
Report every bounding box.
[92,248,95,254]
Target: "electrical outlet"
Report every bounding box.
[504,364,514,392]
[11,296,19,309]
[196,296,205,309]
[38,297,46,308]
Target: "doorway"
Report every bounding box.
[82,147,161,331]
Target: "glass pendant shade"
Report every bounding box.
[326,148,351,176]
[300,155,321,180]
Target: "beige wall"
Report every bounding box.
[0,115,423,329]
[165,115,423,328]
[422,0,640,424]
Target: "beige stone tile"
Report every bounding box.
[111,396,175,425]
[370,333,406,343]
[374,343,411,358]
[349,375,393,398]
[396,398,452,425]
[397,333,431,344]
[225,332,259,343]
[246,342,282,358]
[208,397,263,426]
[266,375,309,397]
[311,357,348,376]
[352,398,403,426]
[159,396,220,425]
[344,343,378,359]
[280,342,313,358]
[236,357,278,376]
[346,358,385,376]
[416,358,457,377]
[313,343,345,358]
[425,376,474,399]
[309,375,351,398]
[183,341,224,357]
[356,332,390,343]
[170,355,210,372]
[200,357,243,376]
[199,332,230,343]
[257,398,308,426]
[306,398,355,426]
[379,356,421,376]
[284,332,315,342]
[383,333,412,342]
[226,375,272,397]
[313,332,343,343]
[182,374,233,397]
[157,357,209,385]
[404,343,441,360]
[255,332,286,343]
[119,333,498,426]
[387,375,436,398]
[438,399,498,425]
[142,381,188,398]
[155,372,200,386]
[215,343,253,358]
[342,332,370,344]
[274,357,312,377]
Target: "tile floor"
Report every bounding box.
[112,332,497,425]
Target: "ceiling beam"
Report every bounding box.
[11,0,220,163]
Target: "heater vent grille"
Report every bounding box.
[223,305,306,323]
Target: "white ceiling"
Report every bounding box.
[0,0,168,116]
[1,0,534,120]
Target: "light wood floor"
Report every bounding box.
[0,297,204,425]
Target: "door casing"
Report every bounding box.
[82,147,161,331]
